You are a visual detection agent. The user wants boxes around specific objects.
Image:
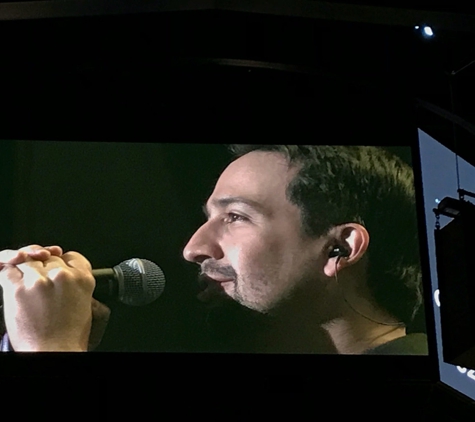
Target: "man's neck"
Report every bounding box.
[322,276,407,354]
[254,288,407,354]
[322,314,406,354]
[256,316,336,354]
[255,308,406,355]
[252,304,337,354]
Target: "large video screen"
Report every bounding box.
[0,141,429,355]
[418,128,475,399]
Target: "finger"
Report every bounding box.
[17,256,79,284]
[19,244,49,254]
[0,249,29,265]
[20,245,53,261]
[0,256,61,287]
[15,254,92,282]
[21,245,63,258]
[0,245,63,267]
[61,251,93,273]
[0,264,23,290]
[14,262,51,289]
[44,246,63,256]
[13,245,51,265]
[22,246,63,264]
[13,256,94,297]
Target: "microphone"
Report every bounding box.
[0,258,166,307]
[92,258,166,306]
[0,258,166,351]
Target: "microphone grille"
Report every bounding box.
[116,258,166,306]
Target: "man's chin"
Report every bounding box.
[201,296,271,353]
[197,285,233,306]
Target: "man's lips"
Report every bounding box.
[207,277,234,283]
[201,274,234,284]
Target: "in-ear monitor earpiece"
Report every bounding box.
[329,246,350,258]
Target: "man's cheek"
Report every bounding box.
[226,245,242,268]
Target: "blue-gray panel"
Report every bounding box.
[418,128,475,400]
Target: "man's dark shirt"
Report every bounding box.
[364,333,428,355]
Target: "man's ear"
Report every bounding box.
[323,223,369,278]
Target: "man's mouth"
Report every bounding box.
[200,273,234,285]
[206,275,234,283]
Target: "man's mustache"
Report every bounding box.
[197,261,237,302]
[199,260,237,280]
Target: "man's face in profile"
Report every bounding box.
[183,151,325,314]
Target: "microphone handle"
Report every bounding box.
[91,268,120,301]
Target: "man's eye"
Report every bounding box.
[224,213,248,223]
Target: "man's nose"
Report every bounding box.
[183,223,224,263]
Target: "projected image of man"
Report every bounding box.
[183,145,427,355]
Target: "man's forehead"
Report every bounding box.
[205,151,295,211]
[218,151,291,185]
[230,150,289,167]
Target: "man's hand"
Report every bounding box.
[0,245,64,270]
[0,245,110,352]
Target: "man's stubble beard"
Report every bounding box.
[199,258,332,352]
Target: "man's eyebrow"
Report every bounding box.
[202,196,267,217]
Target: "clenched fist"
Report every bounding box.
[0,245,110,351]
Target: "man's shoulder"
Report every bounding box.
[364,333,428,355]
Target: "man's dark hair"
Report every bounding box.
[228,145,422,326]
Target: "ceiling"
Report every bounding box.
[1,1,473,164]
